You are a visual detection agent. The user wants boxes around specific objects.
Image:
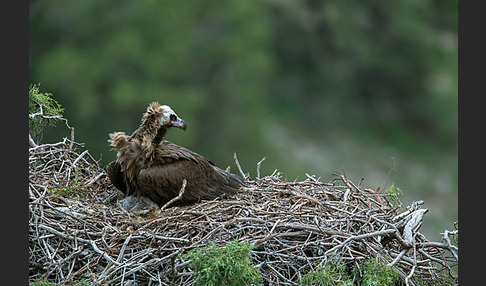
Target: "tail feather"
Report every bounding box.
[214,166,244,195]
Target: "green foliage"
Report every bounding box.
[385,182,403,207]
[450,222,458,248]
[300,260,353,286]
[29,0,457,166]
[185,240,262,286]
[359,258,399,286]
[451,233,458,249]
[30,279,92,286]
[301,257,399,286]
[74,280,93,286]
[49,177,84,196]
[29,83,64,142]
[433,269,457,286]
[49,171,85,197]
[29,280,56,286]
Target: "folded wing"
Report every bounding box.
[138,141,242,205]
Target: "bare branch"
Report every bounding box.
[160,179,187,211]
[256,156,266,179]
[233,152,247,179]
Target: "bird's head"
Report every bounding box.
[155,103,187,131]
[127,102,188,144]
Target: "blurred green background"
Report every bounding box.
[29,0,457,240]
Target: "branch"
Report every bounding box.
[38,224,120,266]
[29,134,38,148]
[324,228,397,256]
[387,249,409,267]
[160,179,187,211]
[402,209,428,244]
[256,156,266,179]
[233,153,247,179]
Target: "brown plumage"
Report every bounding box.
[106,102,243,207]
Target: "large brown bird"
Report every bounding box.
[106,102,243,209]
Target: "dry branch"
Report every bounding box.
[160,179,187,211]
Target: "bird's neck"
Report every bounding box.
[130,116,161,141]
[153,126,168,145]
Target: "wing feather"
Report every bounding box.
[106,161,127,195]
[137,141,242,205]
[107,139,243,206]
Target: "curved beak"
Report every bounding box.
[172,119,187,131]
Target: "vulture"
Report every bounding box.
[106,102,243,209]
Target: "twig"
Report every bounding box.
[72,150,89,168]
[442,230,458,261]
[38,224,120,266]
[117,235,132,263]
[86,172,105,186]
[402,209,428,244]
[256,156,266,180]
[387,249,408,267]
[324,228,396,256]
[233,153,247,179]
[405,235,418,286]
[160,179,187,211]
[29,134,38,148]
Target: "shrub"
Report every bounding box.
[300,259,353,286]
[29,83,64,142]
[301,257,399,286]
[360,258,399,286]
[29,279,91,286]
[185,240,262,286]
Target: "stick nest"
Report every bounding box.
[29,136,458,285]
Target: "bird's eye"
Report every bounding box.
[170,114,177,121]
